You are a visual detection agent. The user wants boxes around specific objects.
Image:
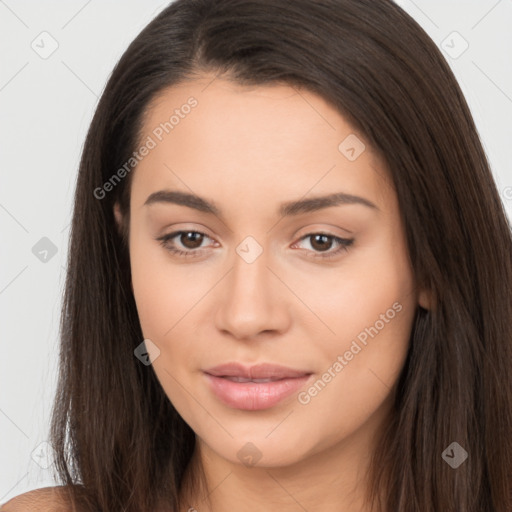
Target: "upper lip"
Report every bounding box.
[204,362,312,380]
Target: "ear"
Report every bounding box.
[113,202,125,237]
[418,286,433,311]
[113,202,134,293]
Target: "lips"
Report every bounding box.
[204,362,311,380]
[222,376,280,383]
[203,362,313,410]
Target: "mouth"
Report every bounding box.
[203,362,313,410]
[217,376,295,383]
[204,361,312,380]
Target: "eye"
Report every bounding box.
[156,230,215,258]
[156,230,354,260]
[292,233,354,259]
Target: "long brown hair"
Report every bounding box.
[50,0,512,510]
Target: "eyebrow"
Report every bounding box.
[143,189,378,217]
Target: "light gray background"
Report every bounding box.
[1,0,511,502]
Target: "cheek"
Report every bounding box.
[295,228,416,400]
[128,235,205,409]
[128,228,224,410]
[129,225,209,339]
[307,233,416,416]
[286,224,415,348]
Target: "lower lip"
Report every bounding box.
[203,372,313,410]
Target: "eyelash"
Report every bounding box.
[156,230,354,260]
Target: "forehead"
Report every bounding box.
[130,76,392,212]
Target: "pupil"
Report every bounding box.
[182,232,203,249]
[311,234,331,252]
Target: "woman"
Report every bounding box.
[3,0,511,510]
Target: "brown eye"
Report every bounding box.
[156,230,213,258]
[179,231,205,249]
[293,233,354,259]
[309,234,334,252]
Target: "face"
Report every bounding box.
[115,75,429,469]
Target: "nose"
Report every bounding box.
[214,242,291,341]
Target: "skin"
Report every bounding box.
[115,74,430,512]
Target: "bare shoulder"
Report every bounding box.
[1,486,81,512]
